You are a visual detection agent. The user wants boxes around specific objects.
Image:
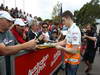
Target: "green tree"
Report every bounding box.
[44,19,51,23]
[52,1,62,23]
[37,17,42,21]
[75,0,100,26]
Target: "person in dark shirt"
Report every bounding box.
[27,21,38,40]
[97,30,100,54]
[50,28,65,42]
[83,24,97,73]
[50,29,58,41]
[0,4,4,10]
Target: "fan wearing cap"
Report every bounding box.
[0,11,37,55]
[50,28,65,42]
[11,18,27,43]
[0,11,15,31]
[50,29,58,41]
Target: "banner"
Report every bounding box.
[15,48,62,75]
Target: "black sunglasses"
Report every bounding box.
[42,26,48,28]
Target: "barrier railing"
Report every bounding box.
[9,48,62,75]
[0,56,6,75]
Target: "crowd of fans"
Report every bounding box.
[0,3,65,46]
[0,3,34,26]
[0,4,32,19]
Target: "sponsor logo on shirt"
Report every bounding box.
[3,38,13,45]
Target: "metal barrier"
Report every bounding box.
[0,51,26,75]
[0,56,6,75]
[11,50,28,75]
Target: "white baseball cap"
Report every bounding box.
[14,18,26,26]
[0,10,15,21]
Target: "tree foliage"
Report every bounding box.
[75,0,100,26]
[52,2,62,23]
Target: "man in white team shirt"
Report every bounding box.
[54,10,81,75]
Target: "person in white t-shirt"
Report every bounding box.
[37,22,51,44]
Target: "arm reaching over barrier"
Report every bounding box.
[0,39,37,55]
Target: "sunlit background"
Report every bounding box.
[0,0,91,19]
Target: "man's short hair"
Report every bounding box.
[41,22,48,27]
[62,10,74,20]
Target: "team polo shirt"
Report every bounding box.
[65,23,81,46]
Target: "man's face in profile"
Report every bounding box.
[0,18,13,32]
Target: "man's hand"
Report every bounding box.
[51,43,57,47]
[83,34,87,39]
[55,45,63,50]
[27,39,37,48]
[0,39,38,55]
[38,34,45,41]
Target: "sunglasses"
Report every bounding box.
[42,26,48,28]
[17,25,25,27]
